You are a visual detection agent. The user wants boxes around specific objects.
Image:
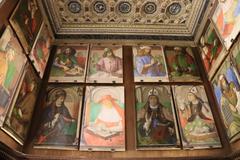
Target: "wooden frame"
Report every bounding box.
[80,86,125,151]
[0,45,233,159]
[2,63,41,145]
[199,20,227,80]
[164,47,202,82]
[86,44,123,83]
[0,25,27,126]
[172,85,222,149]
[9,0,43,54]
[133,46,169,82]
[211,0,240,50]
[135,85,180,150]
[29,23,53,78]
[33,85,83,150]
[230,36,240,79]
[48,44,89,83]
[211,52,240,143]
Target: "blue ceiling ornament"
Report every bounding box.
[144,2,157,14]
[167,2,182,15]
[94,1,106,13]
[68,1,81,14]
[118,2,132,14]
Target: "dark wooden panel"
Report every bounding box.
[0,130,22,152]
[0,0,19,31]
[21,46,230,159]
[0,1,237,159]
[0,0,22,153]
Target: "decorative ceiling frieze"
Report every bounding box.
[41,0,210,38]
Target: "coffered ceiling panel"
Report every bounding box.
[41,0,210,39]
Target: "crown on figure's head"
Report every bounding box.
[189,87,198,94]
[148,88,159,96]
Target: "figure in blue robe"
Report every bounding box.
[134,46,166,77]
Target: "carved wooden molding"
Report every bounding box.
[41,0,210,37]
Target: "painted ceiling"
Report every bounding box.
[41,0,210,40]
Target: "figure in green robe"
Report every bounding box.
[218,74,240,138]
[51,47,84,76]
[171,47,197,77]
